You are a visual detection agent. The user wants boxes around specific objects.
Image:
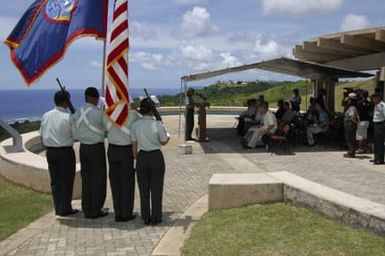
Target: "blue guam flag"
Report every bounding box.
[4,0,108,85]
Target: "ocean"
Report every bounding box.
[0,88,180,123]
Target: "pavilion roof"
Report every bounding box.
[293,27,385,64]
[181,57,373,82]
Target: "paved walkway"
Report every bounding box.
[1,115,385,255]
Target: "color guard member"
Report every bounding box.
[72,87,108,219]
[132,98,170,225]
[104,107,139,222]
[40,91,78,217]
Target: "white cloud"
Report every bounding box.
[0,16,17,40]
[220,52,241,67]
[130,22,157,40]
[176,44,244,70]
[179,44,213,62]
[249,35,291,61]
[340,14,369,32]
[254,38,278,56]
[90,61,102,68]
[174,0,207,4]
[172,6,219,39]
[261,0,343,16]
[131,51,171,71]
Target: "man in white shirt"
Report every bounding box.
[40,91,78,217]
[243,102,277,149]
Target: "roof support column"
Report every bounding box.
[376,67,385,100]
[312,77,336,113]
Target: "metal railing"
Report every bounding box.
[0,118,24,152]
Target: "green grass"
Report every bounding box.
[182,203,385,256]
[0,176,52,241]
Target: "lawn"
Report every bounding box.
[0,176,52,241]
[182,203,385,256]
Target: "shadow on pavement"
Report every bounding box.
[57,211,183,231]
[200,127,346,155]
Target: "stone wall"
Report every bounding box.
[0,132,81,199]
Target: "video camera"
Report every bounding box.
[343,87,366,98]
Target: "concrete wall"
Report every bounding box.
[209,172,385,235]
[0,132,81,199]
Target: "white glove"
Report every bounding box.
[133,159,137,169]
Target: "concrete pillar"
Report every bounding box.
[325,78,337,113]
[376,69,385,99]
[312,77,336,113]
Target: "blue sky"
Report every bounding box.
[0,0,384,90]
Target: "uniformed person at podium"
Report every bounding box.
[371,94,385,165]
[185,88,196,141]
[72,87,108,219]
[132,98,170,225]
[40,91,78,217]
[104,106,139,222]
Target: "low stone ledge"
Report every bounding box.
[208,172,385,234]
[269,171,385,235]
[208,174,283,210]
[0,131,81,199]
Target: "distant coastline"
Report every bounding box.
[0,88,180,123]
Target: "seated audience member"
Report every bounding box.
[275,99,285,120]
[290,89,301,112]
[243,102,277,149]
[280,101,296,124]
[237,99,258,135]
[306,103,330,146]
[262,123,290,148]
[243,106,263,133]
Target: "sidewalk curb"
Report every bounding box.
[152,195,208,256]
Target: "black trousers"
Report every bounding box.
[373,122,385,163]
[185,108,194,140]
[108,144,135,219]
[80,143,107,218]
[137,150,165,222]
[344,121,357,156]
[46,147,76,215]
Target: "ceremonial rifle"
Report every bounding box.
[56,78,76,114]
[144,88,162,121]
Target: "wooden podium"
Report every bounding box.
[196,102,210,142]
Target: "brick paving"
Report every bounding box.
[1,115,385,255]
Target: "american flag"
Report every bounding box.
[105,0,130,126]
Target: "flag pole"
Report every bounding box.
[101,40,107,97]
